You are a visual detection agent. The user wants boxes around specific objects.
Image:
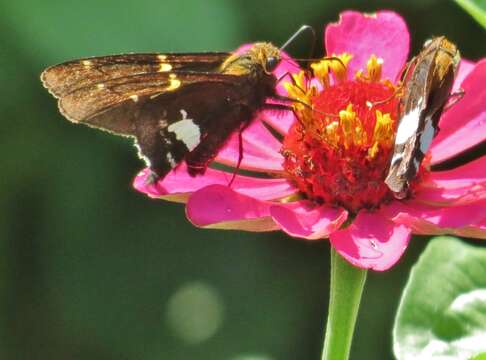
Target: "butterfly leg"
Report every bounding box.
[443,88,465,112]
[227,118,253,186]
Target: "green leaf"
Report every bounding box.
[394,236,486,360]
[454,0,486,29]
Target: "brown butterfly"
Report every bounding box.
[41,42,294,182]
[385,36,461,198]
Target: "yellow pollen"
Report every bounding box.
[366,55,383,82]
[96,83,105,89]
[82,60,92,67]
[157,55,167,61]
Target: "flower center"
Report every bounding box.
[282,54,402,213]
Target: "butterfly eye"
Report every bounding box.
[265,56,280,72]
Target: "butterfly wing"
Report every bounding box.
[385,38,458,197]
[131,80,256,178]
[385,55,432,196]
[41,53,254,178]
[41,52,229,97]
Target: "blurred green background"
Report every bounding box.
[0,0,484,359]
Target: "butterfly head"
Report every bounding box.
[221,42,281,76]
[443,38,461,77]
[424,37,461,79]
[249,42,281,74]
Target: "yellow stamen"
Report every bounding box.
[284,71,308,99]
[354,123,365,146]
[366,55,383,82]
[339,104,359,149]
[310,53,352,86]
[324,121,340,147]
[373,110,393,142]
[368,110,394,158]
[311,60,331,88]
[330,53,352,82]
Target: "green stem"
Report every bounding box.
[321,248,368,360]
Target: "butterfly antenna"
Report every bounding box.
[280,25,316,59]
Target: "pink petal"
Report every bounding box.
[413,158,486,206]
[274,52,301,96]
[186,184,278,231]
[329,211,411,271]
[260,107,296,136]
[258,51,299,137]
[420,156,486,190]
[133,166,298,203]
[453,59,475,93]
[270,201,348,240]
[381,200,486,239]
[214,115,285,173]
[325,11,409,81]
[413,182,486,207]
[430,59,486,164]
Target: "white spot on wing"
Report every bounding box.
[419,117,435,155]
[167,109,201,151]
[166,152,177,168]
[394,107,421,145]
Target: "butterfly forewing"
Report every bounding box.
[55,71,238,124]
[41,52,230,97]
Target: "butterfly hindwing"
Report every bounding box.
[131,79,253,178]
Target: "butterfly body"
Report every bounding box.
[41,43,282,179]
[385,37,460,198]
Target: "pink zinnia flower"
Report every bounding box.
[134,11,486,271]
